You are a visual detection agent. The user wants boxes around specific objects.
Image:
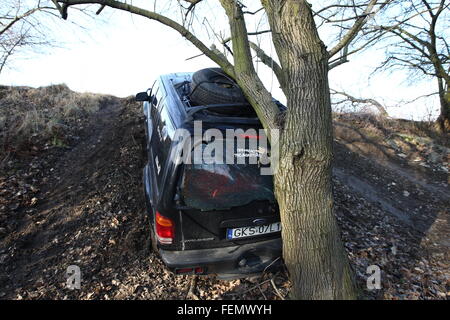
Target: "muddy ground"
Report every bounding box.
[0,98,448,300]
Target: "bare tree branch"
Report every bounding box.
[221,29,271,45]
[0,6,53,37]
[55,0,236,77]
[96,4,106,15]
[328,0,382,58]
[331,89,389,116]
[0,1,58,75]
[249,40,284,87]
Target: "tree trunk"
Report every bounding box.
[264,0,357,299]
[220,0,356,299]
[436,79,450,133]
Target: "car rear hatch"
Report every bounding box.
[176,133,280,251]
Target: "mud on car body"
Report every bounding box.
[136,68,284,279]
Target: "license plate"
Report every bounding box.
[226,222,281,239]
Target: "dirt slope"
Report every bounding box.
[0,97,448,300]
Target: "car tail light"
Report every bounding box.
[155,211,174,244]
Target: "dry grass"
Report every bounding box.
[333,112,449,148]
[0,84,106,156]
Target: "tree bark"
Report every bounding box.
[219,0,280,139]
[436,78,450,132]
[263,0,357,299]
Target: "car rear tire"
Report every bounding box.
[142,172,159,254]
[190,68,253,115]
[149,223,159,254]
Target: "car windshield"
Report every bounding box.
[180,141,274,211]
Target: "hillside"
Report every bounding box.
[0,85,448,299]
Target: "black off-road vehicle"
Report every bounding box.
[136,68,283,279]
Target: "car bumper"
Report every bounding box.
[159,238,282,279]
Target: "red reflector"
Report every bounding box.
[194,267,204,274]
[175,268,193,274]
[155,211,174,244]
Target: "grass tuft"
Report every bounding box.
[0,84,107,155]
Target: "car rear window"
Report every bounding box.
[180,141,274,211]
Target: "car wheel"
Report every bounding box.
[149,223,159,254]
[142,173,158,254]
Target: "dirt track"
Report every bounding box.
[0,99,448,299]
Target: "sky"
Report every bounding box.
[0,1,441,121]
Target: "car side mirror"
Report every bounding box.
[135,91,150,102]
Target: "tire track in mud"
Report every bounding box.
[333,141,449,234]
[0,98,148,298]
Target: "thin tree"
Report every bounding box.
[372,0,450,132]
[52,0,388,299]
[0,0,58,75]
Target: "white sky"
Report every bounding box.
[0,1,441,121]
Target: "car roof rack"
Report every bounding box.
[184,101,286,124]
[184,103,261,124]
[186,103,252,117]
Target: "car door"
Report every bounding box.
[150,80,169,196]
[147,82,165,203]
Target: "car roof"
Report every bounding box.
[159,72,193,86]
